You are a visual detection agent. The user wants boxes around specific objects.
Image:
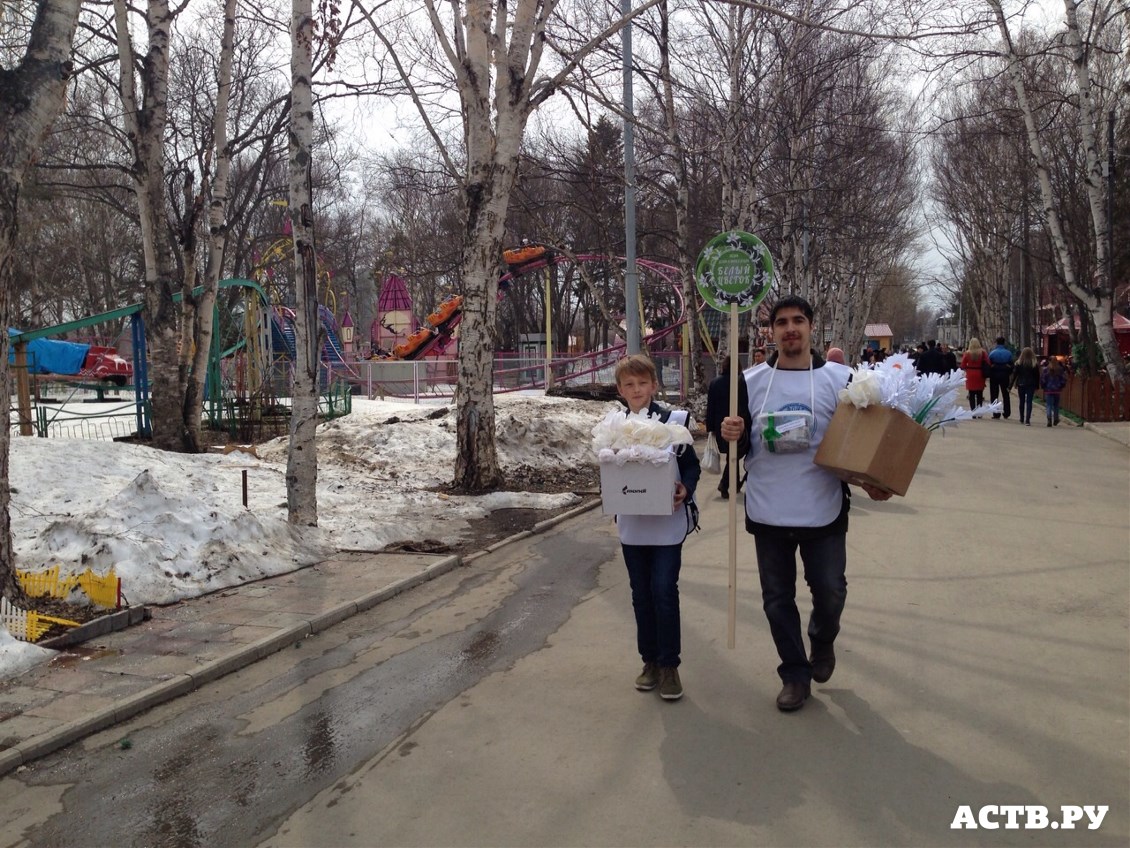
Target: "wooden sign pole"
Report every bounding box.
[727,303,738,649]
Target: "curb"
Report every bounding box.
[1,496,602,777]
[1083,421,1130,448]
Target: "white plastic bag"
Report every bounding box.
[702,432,722,474]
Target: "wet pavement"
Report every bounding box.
[0,504,594,778]
[0,412,1126,846]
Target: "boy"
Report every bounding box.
[607,354,701,701]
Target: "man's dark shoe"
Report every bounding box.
[809,641,836,683]
[776,680,810,712]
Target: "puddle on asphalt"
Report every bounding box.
[48,645,122,667]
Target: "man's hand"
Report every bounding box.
[860,482,893,501]
[673,481,687,508]
[720,415,745,442]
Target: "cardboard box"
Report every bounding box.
[599,456,678,515]
[814,402,930,496]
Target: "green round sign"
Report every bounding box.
[695,230,774,313]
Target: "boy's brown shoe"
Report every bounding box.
[658,666,683,700]
[635,662,659,691]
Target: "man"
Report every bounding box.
[752,347,767,366]
[720,295,890,713]
[915,339,946,376]
[705,356,749,500]
[987,336,1015,420]
[940,342,958,374]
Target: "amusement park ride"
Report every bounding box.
[11,232,705,441]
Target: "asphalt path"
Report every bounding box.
[0,415,1126,847]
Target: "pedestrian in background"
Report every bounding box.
[706,355,749,500]
[988,337,1015,420]
[1011,347,1040,426]
[940,342,958,374]
[1041,357,1068,427]
[960,338,989,410]
[916,339,946,376]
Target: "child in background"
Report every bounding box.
[1041,358,1068,426]
[606,354,700,701]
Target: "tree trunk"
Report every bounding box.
[988,0,1126,382]
[1060,0,1125,380]
[115,0,184,449]
[285,0,319,526]
[449,0,533,492]
[186,0,238,450]
[0,0,82,602]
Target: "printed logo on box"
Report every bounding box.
[622,485,647,494]
[950,805,1108,830]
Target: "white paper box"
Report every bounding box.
[599,456,678,515]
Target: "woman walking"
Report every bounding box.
[960,338,989,410]
[1011,347,1040,425]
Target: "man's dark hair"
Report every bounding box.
[769,294,813,324]
[996,336,1006,345]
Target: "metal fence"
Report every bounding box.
[344,350,697,403]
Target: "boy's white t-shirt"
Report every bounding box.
[605,407,696,547]
[741,361,852,528]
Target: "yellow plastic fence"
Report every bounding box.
[16,565,120,608]
[78,568,120,608]
[0,596,80,642]
[17,564,79,600]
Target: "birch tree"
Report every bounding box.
[114,0,192,449]
[0,0,83,599]
[183,0,239,451]
[363,0,663,491]
[987,0,1127,380]
[286,0,320,524]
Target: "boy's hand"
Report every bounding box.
[673,482,687,508]
[720,415,744,442]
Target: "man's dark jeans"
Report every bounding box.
[753,533,847,683]
[989,374,1012,418]
[622,543,682,667]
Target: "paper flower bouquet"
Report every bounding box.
[838,353,1001,430]
[815,353,1001,496]
[591,411,692,515]
[590,411,694,465]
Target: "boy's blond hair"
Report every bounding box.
[614,354,658,385]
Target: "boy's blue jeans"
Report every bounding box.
[753,533,847,683]
[621,543,682,667]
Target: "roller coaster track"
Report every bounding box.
[351,253,702,398]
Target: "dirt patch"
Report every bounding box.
[441,463,602,555]
[13,594,109,643]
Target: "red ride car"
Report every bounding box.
[83,346,133,385]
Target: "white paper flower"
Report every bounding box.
[591,410,693,460]
[839,370,883,408]
[836,356,1002,432]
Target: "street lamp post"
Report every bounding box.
[622,0,640,354]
